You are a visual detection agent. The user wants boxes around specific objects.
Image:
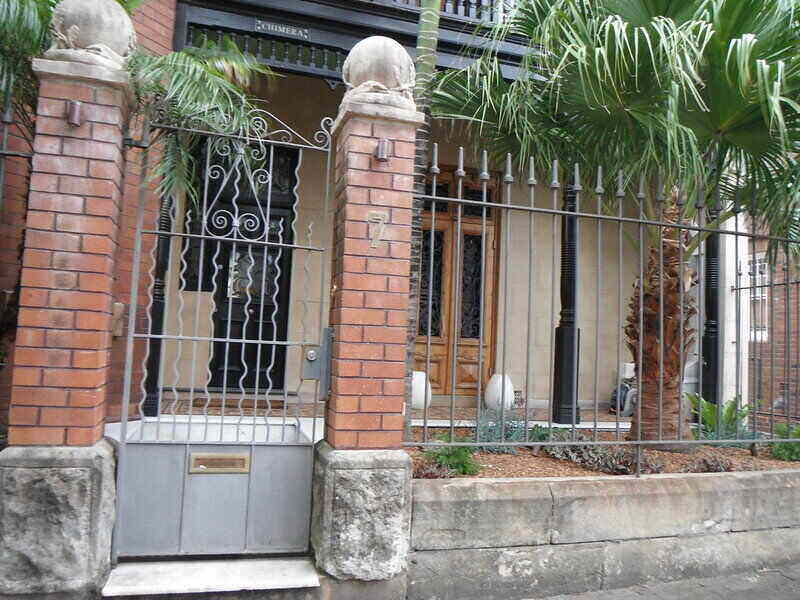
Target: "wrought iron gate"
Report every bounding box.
[113,111,333,558]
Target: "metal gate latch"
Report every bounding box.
[302,328,333,399]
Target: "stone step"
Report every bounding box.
[102,557,320,599]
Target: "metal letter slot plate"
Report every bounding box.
[189,453,251,474]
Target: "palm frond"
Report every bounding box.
[128,36,273,207]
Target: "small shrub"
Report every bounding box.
[682,455,734,473]
[413,461,452,479]
[543,431,663,475]
[476,412,549,454]
[771,423,800,461]
[424,436,479,475]
[688,393,752,441]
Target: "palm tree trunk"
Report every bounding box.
[626,200,696,447]
[405,0,441,437]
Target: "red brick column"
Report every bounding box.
[7,60,130,446]
[326,104,423,450]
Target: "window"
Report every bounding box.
[748,252,769,300]
[748,252,769,342]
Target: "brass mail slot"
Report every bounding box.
[189,453,251,474]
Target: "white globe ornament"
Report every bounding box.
[411,371,432,410]
[485,374,515,412]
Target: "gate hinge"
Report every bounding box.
[302,327,333,400]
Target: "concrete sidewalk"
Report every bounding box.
[545,564,800,599]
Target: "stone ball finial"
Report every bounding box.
[342,36,416,111]
[44,0,137,70]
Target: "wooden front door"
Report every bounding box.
[415,171,498,398]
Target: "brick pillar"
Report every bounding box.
[325,101,424,450]
[7,59,130,446]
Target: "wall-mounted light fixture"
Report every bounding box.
[67,101,83,127]
[374,138,391,162]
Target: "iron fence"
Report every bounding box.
[406,143,800,464]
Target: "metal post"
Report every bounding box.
[552,168,580,424]
[701,209,721,405]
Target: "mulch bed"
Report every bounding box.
[408,427,799,479]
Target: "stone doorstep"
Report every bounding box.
[102,557,320,597]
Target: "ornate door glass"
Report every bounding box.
[419,230,444,337]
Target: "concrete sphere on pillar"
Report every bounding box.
[45,0,137,70]
[341,36,416,111]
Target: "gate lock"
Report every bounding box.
[302,327,333,399]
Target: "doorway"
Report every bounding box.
[415,168,499,398]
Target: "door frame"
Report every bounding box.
[415,166,502,399]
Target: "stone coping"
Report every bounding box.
[412,469,800,551]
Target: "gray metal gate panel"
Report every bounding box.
[181,447,250,555]
[113,110,333,559]
[246,445,313,553]
[116,444,184,556]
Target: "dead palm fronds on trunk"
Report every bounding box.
[625,200,697,442]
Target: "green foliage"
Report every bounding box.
[124,37,272,207]
[688,393,752,441]
[543,432,664,475]
[424,437,480,475]
[432,0,800,251]
[771,423,800,462]
[476,412,548,453]
[0,0,272,207]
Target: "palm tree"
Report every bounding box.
[430,0,800,443]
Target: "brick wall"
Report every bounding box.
[0,0,177,441]
[326,115,417,449]
[0,127,32,427]
[748,238,800,423]
[7,71,128,446]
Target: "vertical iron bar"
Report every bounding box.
[476,150,489,442]
[593,166,603,440]
[499,153,514,437]
[423,143,439,443]
[677,189,686,442]
[769,252,776,436]
[251,146,275,442]
[656,175,664,441]
[448,147,465,442]
[547,161,559,440]
[636,175,645,446]
[696,183,705,434]
[615,171,624,441]
[524,157,536,440]
[112,142,150,562]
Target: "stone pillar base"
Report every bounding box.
[0,439,116,599]
[311,441,411,584]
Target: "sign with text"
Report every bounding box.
[255,19,311,41]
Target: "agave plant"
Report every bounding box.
[431,0,800,442]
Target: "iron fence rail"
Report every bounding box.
[406,143,800,463]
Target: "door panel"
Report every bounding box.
[415,192,497,398]
[208,213,292,392]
